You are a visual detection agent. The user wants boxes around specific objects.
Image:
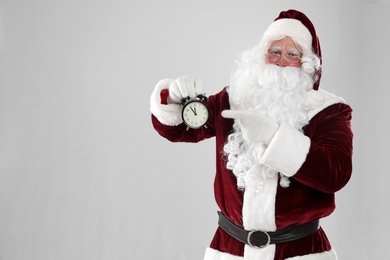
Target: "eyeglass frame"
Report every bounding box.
[265,50,302,64]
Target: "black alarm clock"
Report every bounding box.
[181,94,210,129]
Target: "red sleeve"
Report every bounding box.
[293,103,353,193]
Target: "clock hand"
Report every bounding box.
[190,107,197,116]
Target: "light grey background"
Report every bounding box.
[0,0,389,259]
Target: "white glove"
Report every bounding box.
[168,76,203,104]
[222,110,279,145]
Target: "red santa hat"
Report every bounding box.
[259,9,322,90]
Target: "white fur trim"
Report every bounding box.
[307,89,345,120]
[242,166,278,231]
[259,121,311,177]
[204,246,337,260]
[244,244,276,260]
[285,248,338,260]
[259,19,312,54]
[150,79,183,126]
[203,247,243,260]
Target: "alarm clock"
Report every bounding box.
[181,94,210,129]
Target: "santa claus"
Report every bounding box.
[150,9,353,260]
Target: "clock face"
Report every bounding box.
[182,100,210,129]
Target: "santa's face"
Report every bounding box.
[265,37,302,68]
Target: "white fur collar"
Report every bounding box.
[307,89,345,120]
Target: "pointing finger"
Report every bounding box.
[221,110,247,119]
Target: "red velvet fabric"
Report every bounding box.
[160,89,169,105]
[151,88,353,259]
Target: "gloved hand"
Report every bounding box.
[222,110,279,145]
[168,76,203,104]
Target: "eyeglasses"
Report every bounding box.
[265,52,301,64]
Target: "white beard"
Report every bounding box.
[224,59,322,189]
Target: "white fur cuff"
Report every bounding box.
[259,121,310,177]
[150,78,183,126]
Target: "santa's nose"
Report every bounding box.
[276,57,288,67]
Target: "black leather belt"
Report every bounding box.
[217,211,319,248]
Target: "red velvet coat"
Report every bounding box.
[151,87,353,260]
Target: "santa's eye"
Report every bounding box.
[286,53,298,58]
[286,49,301,58]
[269,50,281,55]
